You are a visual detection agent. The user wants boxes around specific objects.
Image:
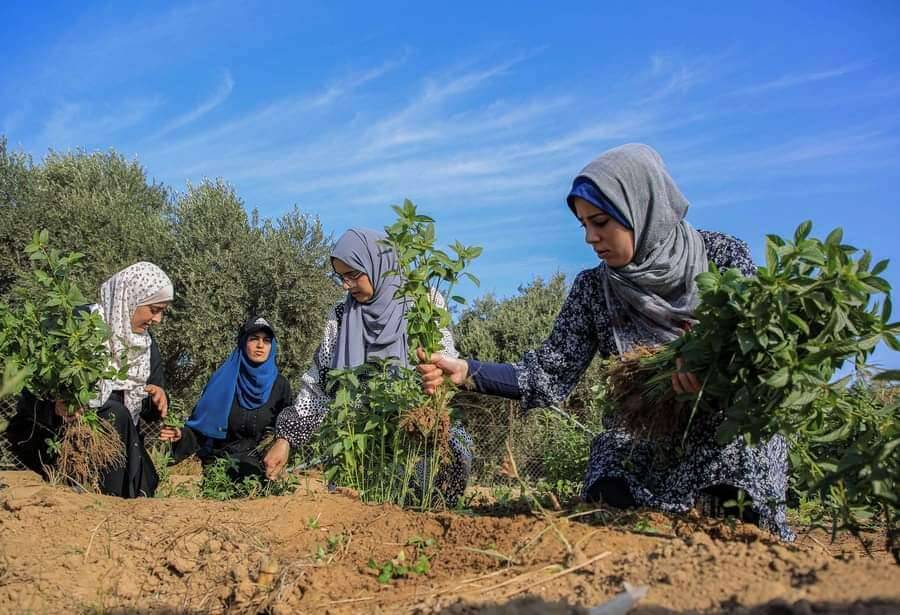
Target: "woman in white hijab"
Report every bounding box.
[9,262,174,498]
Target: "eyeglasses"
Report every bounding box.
[330,270,366,286]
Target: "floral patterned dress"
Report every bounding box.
[515,230,793,540]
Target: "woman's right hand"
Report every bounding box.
[263,438,291,480]
[415,348,469,395]
[159,426,182,442]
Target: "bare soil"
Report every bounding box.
[1,470,897,614]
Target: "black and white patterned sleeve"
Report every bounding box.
[275,304,340,449]
[699,230,756,276]
[513,270,601,410]
[430,289,459,358]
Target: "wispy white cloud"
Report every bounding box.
[309,56,408,108]
[674,128,899,183]
[37,97,162,151]
[731,63,866,96]
[148,71,235,141]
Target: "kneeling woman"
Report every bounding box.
[9,262,174,498]
[160,317,292,480]
[419,144,793,540]
[265,228,472,505]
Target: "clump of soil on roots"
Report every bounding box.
[399,404,452,461]
[56,416,125,491]
[604,346,691,440]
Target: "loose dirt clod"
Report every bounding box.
[399,403,452,461]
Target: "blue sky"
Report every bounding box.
[2,1,899,367]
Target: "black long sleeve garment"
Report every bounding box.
[171,375,293,478]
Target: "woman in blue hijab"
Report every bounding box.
[160,315,293,479]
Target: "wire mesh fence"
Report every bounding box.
[1,393,597,488]
[0,396,163,472]
[0,397,25,470]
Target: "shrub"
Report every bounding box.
[0,231,128,489]
[608,221,900,528]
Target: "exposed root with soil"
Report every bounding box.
[55,416,125,492]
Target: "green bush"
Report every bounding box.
[616,221,899,528]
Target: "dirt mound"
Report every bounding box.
[0,471,897,613]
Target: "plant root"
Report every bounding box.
[398,404,452,461]
[603,345,690,439]
[56,415,125,492]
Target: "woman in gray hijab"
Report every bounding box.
[266,228,472,504]
[418,144,793,540]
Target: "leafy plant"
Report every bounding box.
[199,456,299,500]
[723,488,750,519]
[162,398,186,429]
[0,230,128,412]
[0,360,30,400]
[608,221,900,530]
[383,199,482,360]
[0,230,129,489]
[367,540,432,584]
[314,533,347,564]
[320,200,481,510]
[321,358,430,507]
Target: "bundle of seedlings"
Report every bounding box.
[0,230,129,490]
[604,221,900,529]
[319,200,481,509]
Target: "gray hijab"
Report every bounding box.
[574,143,708,353]
[331,228,410,369]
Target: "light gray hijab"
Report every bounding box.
[574,143,708,353]
[331,228,410,369]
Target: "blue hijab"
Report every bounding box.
[186,318,279,440]
[567,177,633,229]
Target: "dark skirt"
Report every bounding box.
[582,412,793,541]
[7,396,158,498]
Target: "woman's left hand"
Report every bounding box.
[145,384,168,417]
[672,357,701,394]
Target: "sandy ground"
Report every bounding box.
[0,470,897,614]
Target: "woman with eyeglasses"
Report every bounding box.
[265,228,472,504]
[417,144,793,540]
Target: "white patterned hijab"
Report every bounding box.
[573,144,709,353]
[88,262,173,423]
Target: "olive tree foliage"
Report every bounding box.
[0,139,172,299]
[0,138,340,407]
[161,180,340,403]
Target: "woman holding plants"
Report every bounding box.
[9,262,174,498]
[418,143,793,540]
[159,316,293,480]
[266,228,472,504]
